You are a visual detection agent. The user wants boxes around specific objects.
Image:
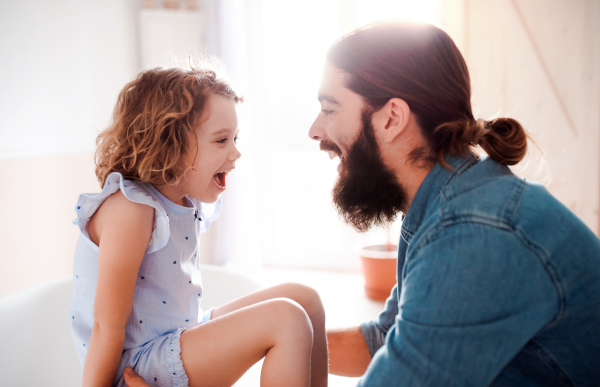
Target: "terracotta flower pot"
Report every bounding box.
[359,245,398,301]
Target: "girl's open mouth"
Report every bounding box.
[213,171,228,188]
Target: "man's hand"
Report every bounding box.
[327,326,371,376]
[123,367,150,387]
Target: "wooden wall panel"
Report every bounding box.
[465,0,600,234]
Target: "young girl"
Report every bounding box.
[69,66,328,387]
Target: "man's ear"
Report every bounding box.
[372,98,411,144]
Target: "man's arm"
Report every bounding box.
[328,276,401,376]
[327,326,371,376]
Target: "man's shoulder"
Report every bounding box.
[418,159,530,235]
[417,160,596,259]
[438,157,568,228]
[444,167,586,236]
[414,159,557,246]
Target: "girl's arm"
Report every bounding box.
[82,190,154,387]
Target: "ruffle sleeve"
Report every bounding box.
[72,172,170,254]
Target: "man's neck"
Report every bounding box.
[397,162,433,213]
[379,124,434,214]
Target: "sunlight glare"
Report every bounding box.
[357,0,439,25]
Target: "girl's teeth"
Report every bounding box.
[328,151,337,160]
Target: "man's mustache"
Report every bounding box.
[319,140,342,156]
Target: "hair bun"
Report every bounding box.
[478,117,528,166]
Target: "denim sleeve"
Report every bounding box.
[360,284,399,357]
[357,224,559,387]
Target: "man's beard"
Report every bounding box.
[321,110,408,232]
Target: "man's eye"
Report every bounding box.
[321,109,333,116]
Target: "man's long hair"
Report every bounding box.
[326,21,529,168]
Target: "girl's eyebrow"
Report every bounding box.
[211,128,234,136]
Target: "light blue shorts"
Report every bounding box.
[113,308,214,387]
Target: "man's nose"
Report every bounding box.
[308,116,323,141]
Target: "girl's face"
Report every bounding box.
[162,94,241,205]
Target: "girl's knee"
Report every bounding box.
[268,298,313,342]
[279,283,325,323]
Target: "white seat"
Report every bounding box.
[0,264,263,386]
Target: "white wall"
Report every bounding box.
[0,0,139,297]
[0,0,139,158]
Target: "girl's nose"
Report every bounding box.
[229,146,241,161]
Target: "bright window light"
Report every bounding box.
[254,1,441,269]
[357,0,439,25]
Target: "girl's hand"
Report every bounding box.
[123,367,150,387]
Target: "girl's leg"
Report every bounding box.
[212,283,328,387]
[181,298,313,387]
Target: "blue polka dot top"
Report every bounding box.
[68,172,221,368]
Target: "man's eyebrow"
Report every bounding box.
[317,94,340,105]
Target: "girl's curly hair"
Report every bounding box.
[95,66,242,187]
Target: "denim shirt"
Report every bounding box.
[359,155,600,386]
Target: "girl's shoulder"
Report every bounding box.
[73,172,170,254]
[86,188,155,247]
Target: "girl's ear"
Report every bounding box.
[371,98,411,144]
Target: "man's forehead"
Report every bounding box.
[317,63,355,105]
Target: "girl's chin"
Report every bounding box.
[204,195,221,204]
[188,190,221,204]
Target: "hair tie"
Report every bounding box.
[474,118,490,146]
[476,118,487,130]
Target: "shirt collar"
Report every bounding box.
[401,154,479,243]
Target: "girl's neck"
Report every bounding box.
[152,183,187,207]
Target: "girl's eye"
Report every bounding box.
[321,109,333,116]
[216,136,239,144]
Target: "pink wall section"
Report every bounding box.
[0,153,99,297]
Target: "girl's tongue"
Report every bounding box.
[214,172,226,188]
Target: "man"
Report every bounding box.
[313,21,600,386]
[125,21,600,386]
